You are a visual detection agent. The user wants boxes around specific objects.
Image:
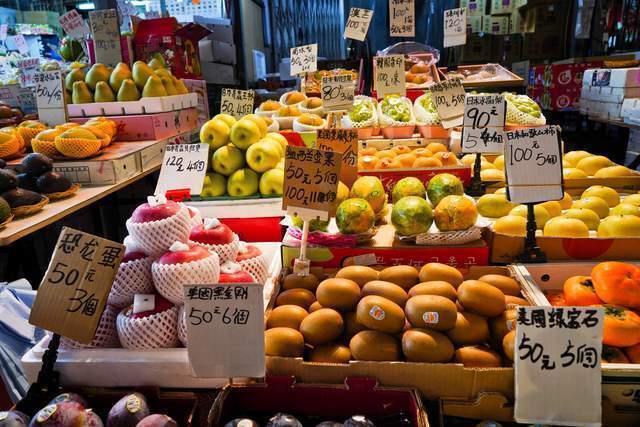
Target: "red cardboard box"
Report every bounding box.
[529,62,603,111]
[133,18,211,79]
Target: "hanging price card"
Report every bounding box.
[389,0,415,37]
[444,8,467,47]
[155,143,209,197]
[17,58,40,88]
[282,145,342,220]
[184,283,265,378]
[59,9,90,39]
[344,7,373,41]
[29,228,124,343]
[89,9,123,67]
[316,128,358,187]
[430,79,466,128]
[461,94,505,153]
[374,55,406,97]
[515,306,603,426]
[321,75,355,111]
[220,88,255,119]
[290,44,317,76]
[34,70,68,127]
[505,126,563,204]
[12,35,29,55]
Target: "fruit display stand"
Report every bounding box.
[67,93,199,118]
[438,64,524,88]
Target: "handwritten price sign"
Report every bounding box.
[290,44,318,76]
[155,143,209,197]
[461,94,505,154]
[316,128,358,187]
[29,228,124,343]
[431,79,466,128]
[389,0,415,37]
[89,9,122,67]
[444,7,467,47]
[374,55,406,97]
[59,9,90,39]
[344,7,373,41]
[220,88,255,119]
[321,74,355,111]
[34,70,67,126]
[17,57,39,88]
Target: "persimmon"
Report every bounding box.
[592,262,640,308]
[546,290,566,307]
[602,345,630,363]
[563,276,602,306]
[602,305,640,347]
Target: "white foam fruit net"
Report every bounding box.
[414,226,484,246]
[125,207,192,256]
[505,96,546,126]
[117,305,179,349]
[189,233,239,263]
[414,93,441,125]
[178,306,187,347]
[238,252,270,284]
[186,205,203,228]
[60,305,121,349]
[152,252,221,305]
[108,257,154,308]
[377,96,416,128]
[341,95,379,129]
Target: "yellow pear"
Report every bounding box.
[161,77,178,96]
[109,62,132,92]
[132,61,155,89]
[173,77,189,95]
[72,81,93,104]
[117,79,141,102]
[94,81,115,102]
[141,75,168,98]
[84,63,110,90]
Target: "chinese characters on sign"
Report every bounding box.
[184,283,264,378]
[12,35,29,55]
[321,74,355,112]
[220,88,255,120]
[505,125,563,204]
[374,55,406,97]
[89,9,123,67]
[461,94,505,154]
[282,145,342,220]
[28,228,124,344]
[389,0,415,37]
[290,44,318,76]
[344,7,373,41]
[443,8,467,47]
[34,70,68,126]
[155,143,209,197]
[430,79,466,128]
[515,306,603,426]
[17,58,40,88]
[316,128,358,187]
[59,9,91,40]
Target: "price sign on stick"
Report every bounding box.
[505,126,563,204]
[34,70,68,127]
[155,143,209,197]
[515,306,603,426]
[184,283,265,378]
[389,0,415,37]
[59,9,90,39]
[17,58,40,88]
[430,79,466,128]
[443,8,467,47]
[290,44,317,76]
[321,75,355,111]
[89,9,123,67]
[374,55,406,97]
[461,94,506,153]
[344,7,373,41]
[29,228,124,343]
[316,129,358,187]
[220,88,255,119]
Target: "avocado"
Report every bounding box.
[0,159,6,168]
[37,172,72,194]
[17,173,39,192]
[0,196,10,222]
[21,153,53,177]
[1,188,44,208]
[0,168,18,192]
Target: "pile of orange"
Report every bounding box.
[358,141,460,170]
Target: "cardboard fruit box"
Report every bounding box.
[67,93,198,117]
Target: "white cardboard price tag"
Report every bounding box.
[374,55,406,97]
[184,283,265,378]
[17,58,40,88]
[290,44,317,76]
[89,9,123,67]
[13,35,29,55]
[443,8,467,47]
[430,79,466,128]
[321,75,355,111]
[155,143,209,197]
[34,70,67,126]
[59,9,90,39]
[220,88,255,120]
[515,306,603,426]
[344,8,373,41]
[505,125,563,204]
[389,0,415,37]
[461,94,505,154]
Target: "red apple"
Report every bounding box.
[130,295,174,319]
[122,251,147,262]
[131,199,181,223]
[157,242,210,265]
[189,222,234,245]
[220,271,254,283]
[236,244,262,261]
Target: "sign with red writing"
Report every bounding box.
[59,9,90,39]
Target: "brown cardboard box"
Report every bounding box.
[462,34,493,64]
[491,34,523,64]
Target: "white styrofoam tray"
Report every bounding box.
[67,93,199,117]
[22,242,282,388]
[186,198,285,219]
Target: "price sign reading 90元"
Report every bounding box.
[461,94,505,154]
[220,88,255,120]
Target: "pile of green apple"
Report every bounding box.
[199,113,286,198]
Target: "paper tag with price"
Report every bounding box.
[316,128,358,186]
[461,94,505,154]
[374,55,406,97]
[321,75,355,111]
[430,79,466,128]
[89,9,123,67]
[59,9,91,39]
[34,70,68,126]
[515,306,603,426]
[29,228,124,343]
[12,35,29,55]
[443,8,467,47]
[155,143,209,197]
[220,88,255,120]
[290,44,318,76]
[282,145,342,221]
[389,0,415,37]
[344,7,373,41]
[184,283,265,378]
[17,57,39,88]
[505,126,563,204]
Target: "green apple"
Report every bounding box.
[227,168,259,197]
[260,137,284,158]
[266,132,288,151]
[200,118,230,150]
[200,172,226,197]
[259,168,284,196]
[230,118,261,150]
[212,145,245,176]
[246,141,281,173]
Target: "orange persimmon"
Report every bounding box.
[625,343,640,363]
[592,262,640,309]
[563,276,602,306]
[602,305,640,347]
[602,345,630,363]
[546,290,566,307]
